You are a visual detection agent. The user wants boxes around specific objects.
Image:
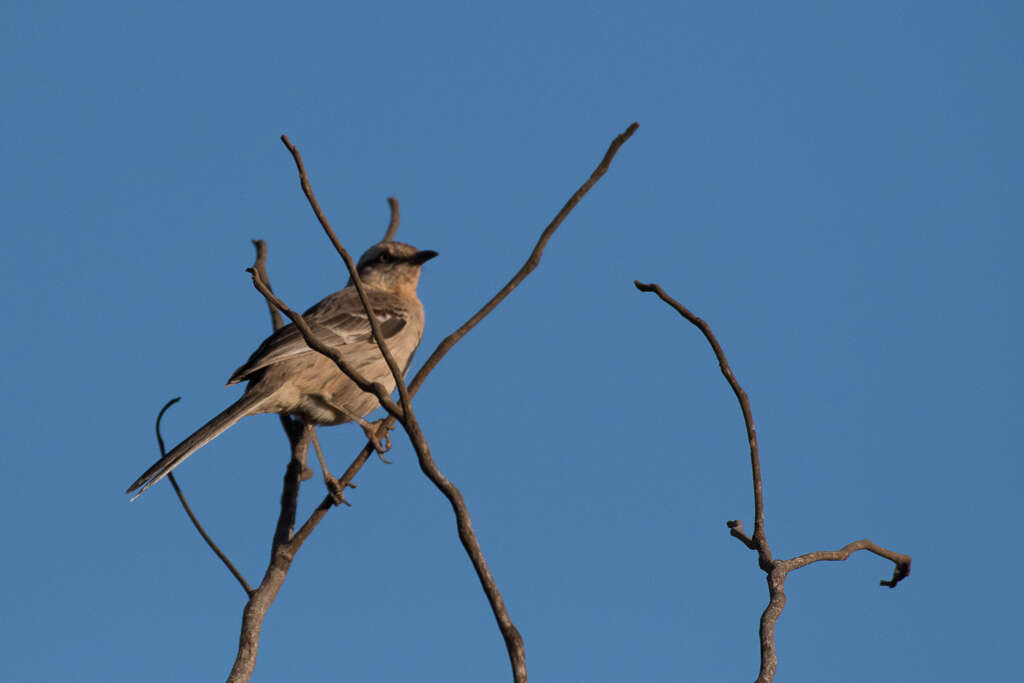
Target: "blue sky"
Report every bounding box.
[2,2,1021,681]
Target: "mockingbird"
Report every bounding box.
[127,240,437,499]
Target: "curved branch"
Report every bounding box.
[634,280,771,563]
[411,121,639,393]
[154,398,253,596]
[286,124,640,681]
[635,280,912,683]
[251,240,312,473]
[291,122,640,525]
[250,240,283,331]
[383,196,400,242]
[784,539,911,588]
[295,121,642,519]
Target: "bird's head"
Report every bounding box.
[350,241,438,294]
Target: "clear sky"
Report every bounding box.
[2,2,1021,681]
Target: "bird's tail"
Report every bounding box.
[126,391,269,500]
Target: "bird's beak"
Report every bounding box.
[412,250,439,265]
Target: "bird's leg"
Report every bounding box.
[359,419,394,463]
[310,430,352,506]
[327,401,393,457]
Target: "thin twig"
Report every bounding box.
[154,397,254,597]
[234,125,639,683]
[784,539,911,587]
[250,240,283,331]
[278,125,641,681]
[279,135,414,422]
[383,197,400,241]
[246,267,404,420]
[228,247,314,682]
[264,143,531,679]
[633,280,771,564]
[412,122,640,393]
[250,241,313,481]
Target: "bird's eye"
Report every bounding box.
[378,252,391,264]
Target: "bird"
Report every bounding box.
[127,240,437,499]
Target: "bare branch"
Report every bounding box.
[293,121,643,521]
[232,125,640,682]
[784,539,912,588]
[383,196,400,241]
[411,122,640,393]
[634,280,911,682]
[228,546,293,683]
[252,239,314,457]
[228,244,319,681]
[250,240,283,331]
[634,280,771,563]
[245,266,404,421]
[279,135,414,421]
[288,124,641,682]
[726,519,757,550]
[154,397,253,597]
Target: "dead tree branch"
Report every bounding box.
[154,397,254,597]
[250,240,284,332]
[184,123,640,682]
[292,120,642,527]
[251,124,638,682]
[634,280,910,683]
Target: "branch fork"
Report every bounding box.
[152,123,638,683]
[635,280,910,683]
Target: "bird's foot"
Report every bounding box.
[323,475,352,507]
[359,419,393,461]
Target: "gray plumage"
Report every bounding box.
[127,240,436,499]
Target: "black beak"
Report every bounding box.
[412,250,439,265]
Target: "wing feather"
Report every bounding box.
[227,288,410,384]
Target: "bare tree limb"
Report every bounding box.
[154,398,254,597]
[292,121,643,523]
[271,422,313,551]
[634,279,911,683]
[633,280,771,564]
[227,245,318,682]
[231,124,639,682]
[266,125,640,681]
[784,539,911,587]
[412,121,640,391]
[228,546,294,683]
[250,240,283,331]
[257,145,532,677]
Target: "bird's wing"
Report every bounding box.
[227,289,409,384]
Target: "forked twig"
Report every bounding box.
[634,280,910,683]
[264,124,639,682]
[227,124,639,682]
[293,121,642,532]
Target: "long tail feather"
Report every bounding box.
[127,391,268,500]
